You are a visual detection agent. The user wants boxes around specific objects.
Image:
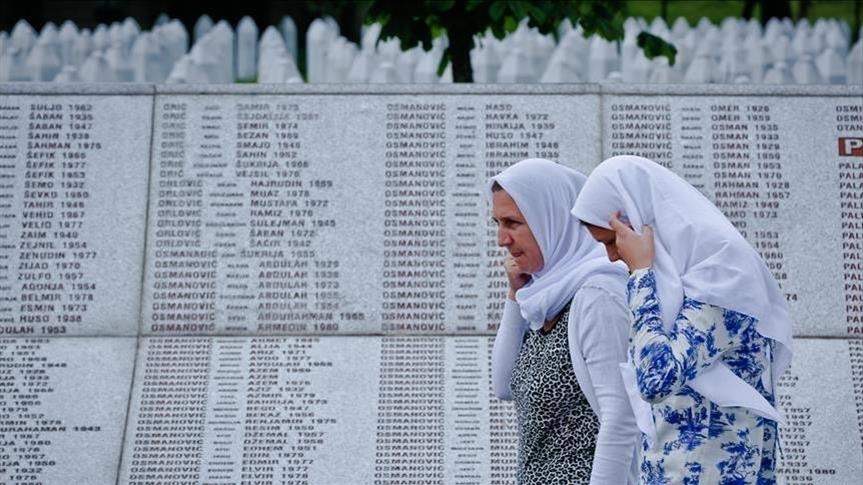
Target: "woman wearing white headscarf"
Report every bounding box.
[489,158,640,485]
[572,155,792,484]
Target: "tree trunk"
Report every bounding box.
[741,0,757,20]
[855,0,862,44]
[797,0,812,22]
[759,0,792,24]
[447,18,474,83]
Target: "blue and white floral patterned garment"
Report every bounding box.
[627,268,778,485]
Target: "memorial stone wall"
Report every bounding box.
[0,83,860,484]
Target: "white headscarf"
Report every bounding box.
[487,158,628,330]
[572,155,793,443]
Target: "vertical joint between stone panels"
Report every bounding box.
[135,92,159,338]
[115,335,144,485]
[113,92,157,485]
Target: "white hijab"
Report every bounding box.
[572,155,793,443]
[487,158,628,330]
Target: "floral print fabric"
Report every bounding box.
[627,268,778,485]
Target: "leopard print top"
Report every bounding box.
[510,302,600,485]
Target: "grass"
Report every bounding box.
[625,0,860,28]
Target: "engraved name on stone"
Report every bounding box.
[0,95,149,336]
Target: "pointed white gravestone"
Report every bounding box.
[58,21,78,66]
[648,56,676,83]
[279,16,298,62]
[72,29,93,67]
[497,47,533,83]
[623,51,651,83]
[92,24,109,52]
[396,46,422,83]
[79,51,116,82]
[132,32,170,83]
[370,61,399,83]
[0,45,31,81]
[27,39,62,81]
[11,19,37,54]
[53,65,81,82]
[236,16,258,81]
[156,20,188,66]
[763,61,793,84]
[105,40,134,81]
[587,35,617,83]
[471,39,501,83]
[346,48,378,83]
[154,13,170,27]
[211,20,236,82]
[325,38,357,82]
[306,19,331,83]
[846,41,862,85]
[540,43,581,83]
[194,15,214,43]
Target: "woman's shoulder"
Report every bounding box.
[575,272,628,307]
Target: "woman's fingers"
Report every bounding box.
[609,211,630,233]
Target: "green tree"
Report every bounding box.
[366,0,677,82]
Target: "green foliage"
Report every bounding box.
[637,31,677,66]
[366,1,680,81]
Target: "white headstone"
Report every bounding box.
[396,46,422,83]
[53,64,81,82]
[59,21,78,66]
[763,61,793,84]
[497,47,533,83]
[194,15,214,43]
[212,21,236,82]
[236,16,258,81]
[326,38,357,83]
[72,29,93,67]
[0,45,30,81]
[92,24,109,52]
[105,40,134,81]
[587,36,617,82]
[26,39,62,81]
[132,32,169,82]
[370,61,399,83]
[279,16,298,61]
[11,19,36,54]
[622,51,651,83]
[648,56,676,83]
[347,49,378,83]
[306,19,331,83]
[683,51,714,83]
[79,51,116,82]
[846,40,862,85]
[154,13,170,27]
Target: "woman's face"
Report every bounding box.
[491,189,543,274]
[585,224,621,262]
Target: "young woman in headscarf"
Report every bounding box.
[572,155,793,484]
[489,158,640,485]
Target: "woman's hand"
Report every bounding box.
[504,255,531,301]
[609,212,655,271]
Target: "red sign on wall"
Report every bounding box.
[839,137,863,156]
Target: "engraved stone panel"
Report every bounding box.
[141,94,600,336]
[118,335,860,484]
[775,338,863,482]
[0,336,136,484]
[0,95,152,336]
[603,95,863,337]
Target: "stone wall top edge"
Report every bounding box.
[599,83,863,97]
[153,83,604,95]
[0,82,156,95]
[1,82,858,97]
